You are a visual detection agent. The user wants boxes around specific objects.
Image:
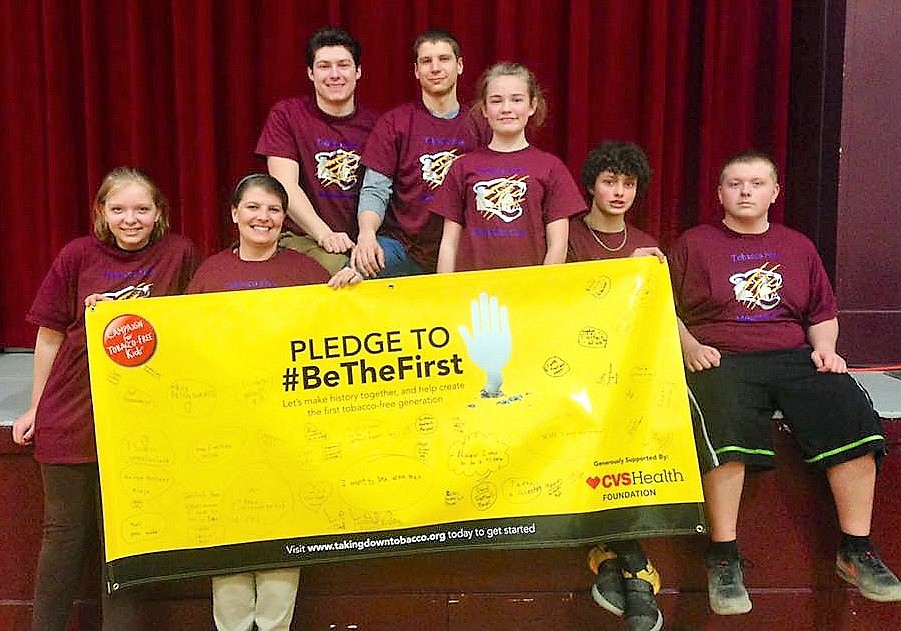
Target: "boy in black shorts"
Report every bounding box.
[670,150,900,615]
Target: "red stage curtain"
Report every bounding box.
[0,0,791,348]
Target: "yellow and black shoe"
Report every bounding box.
[622,562,663,631]
[587,544,626,616]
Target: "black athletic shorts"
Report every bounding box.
[687,348,885,470]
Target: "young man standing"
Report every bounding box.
[570,141,664,631]
[256,26,378,273]
[671,151,901,615]
[351,29,490,278]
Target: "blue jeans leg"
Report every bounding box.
[376,236,425,278]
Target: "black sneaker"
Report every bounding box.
[705,554,752,615]
[622,572,663,631]
[588,545,625,616]
[836,546,901,602]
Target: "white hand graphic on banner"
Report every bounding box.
[459,292,512,397]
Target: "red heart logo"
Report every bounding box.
[586,476,600,489]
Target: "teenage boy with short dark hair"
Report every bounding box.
[256,26,378,273]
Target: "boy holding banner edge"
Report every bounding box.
[568,141,665,631]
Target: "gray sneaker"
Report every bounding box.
[623,575,663,631]
[588,545,625,616]
[705,555,752,615]
[836,547,901,602]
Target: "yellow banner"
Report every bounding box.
[87,259,704,587]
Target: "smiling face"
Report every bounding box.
[231,185,286,255]
[482,75,536,139]
[308,45,360,113]
[718,158,780,233]
[414,40,462,99]
[101,182,161,251]
[590,171,638,218]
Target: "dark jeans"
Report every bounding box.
[33,463,142,631]
[375,236,426,277]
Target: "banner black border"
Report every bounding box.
[106,502,706,590]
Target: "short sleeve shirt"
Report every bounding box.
[186,247,330,294]
[255,96,379,238]
[361,101,491,270]
[431,145,586,271]
[28,234,198,463]
[669,222,837,352]
[567,218,658,262]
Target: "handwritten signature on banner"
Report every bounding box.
[87,259,704,581]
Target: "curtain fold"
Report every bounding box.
[1,0,791,348]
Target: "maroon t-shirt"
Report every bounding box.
[669,222,837,352]
[567,218,658,262]
[255,96,379,238]
[186,247,330,294]
[431,145,586,271]
[361,101,491,270]
[27,234,198,464]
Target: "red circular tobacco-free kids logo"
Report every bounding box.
[103,314,157,367]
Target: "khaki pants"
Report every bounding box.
[212,568,300,631]
[279,233,348,275]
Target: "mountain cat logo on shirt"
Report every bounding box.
[315,149,361,191]
[473,176,529,223]
[100,282,153,301]
[729,262,783,310]
[419,149,461,189]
